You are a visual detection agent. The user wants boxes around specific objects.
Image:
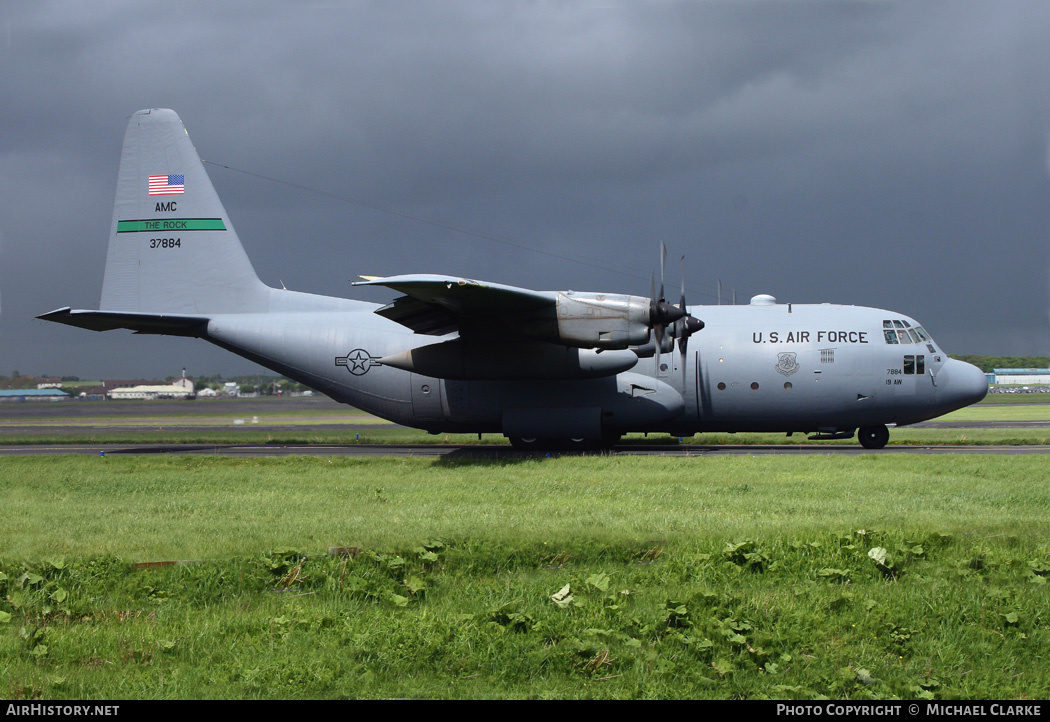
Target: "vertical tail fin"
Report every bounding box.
[100,108,270,313]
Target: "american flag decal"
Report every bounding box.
[148,174,185,195]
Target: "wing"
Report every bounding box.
[352,274,557,338]
[353,273,691,353]
[352,275,647,379]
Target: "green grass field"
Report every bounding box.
[2,454,1048,699]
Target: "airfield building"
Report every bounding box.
[988,369,1050,385]
[107,385,194,400]
[0,388,69,402]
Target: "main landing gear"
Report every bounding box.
[508,434,622,451]
[857,424,890,450]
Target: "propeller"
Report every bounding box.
[633,245,704,377]
[673,255,705,386]
[649,244,686,371]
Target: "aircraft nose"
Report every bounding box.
[940,359,988,409]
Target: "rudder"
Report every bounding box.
[100,108,270,313]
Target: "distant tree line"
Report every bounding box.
[0,378,35,390]
[950,355,1050,373]
[0,372,48,390]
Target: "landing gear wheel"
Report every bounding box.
[510,436,617,451]
[564,434,623,451]
[564,437,605,451]
[509,437,542,451]
[858,425,889,450]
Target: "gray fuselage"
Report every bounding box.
[202,289,988,439]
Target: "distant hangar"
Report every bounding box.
[987,369,1050,386]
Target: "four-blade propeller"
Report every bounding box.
[644,244,705,384]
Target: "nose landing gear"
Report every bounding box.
[858,424,890,450]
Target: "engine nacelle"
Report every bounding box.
[526,292,652,349]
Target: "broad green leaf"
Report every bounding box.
[712,658,734,677]
[856,668,877,686]
[551,584,574,608]
[585,572,610,592]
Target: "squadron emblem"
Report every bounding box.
[775,352,800,376]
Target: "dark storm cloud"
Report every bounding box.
[1,0,1048,378]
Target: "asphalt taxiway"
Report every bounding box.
[2,397,1048,457]
[2,442,1049,458]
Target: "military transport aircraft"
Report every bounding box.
[39,109,988,450]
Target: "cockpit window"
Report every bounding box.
[883,320,933,345]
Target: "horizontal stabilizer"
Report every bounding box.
[37,307,209,336]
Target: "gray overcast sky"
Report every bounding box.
[2,0,1048,380]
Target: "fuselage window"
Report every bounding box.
[904,355,915,374]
